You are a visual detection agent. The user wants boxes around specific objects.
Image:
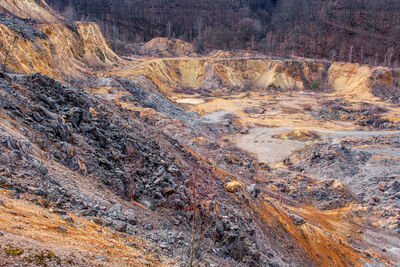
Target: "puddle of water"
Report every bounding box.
[175,98,205,104]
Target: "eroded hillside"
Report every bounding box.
[0,1,399,266]
[0,18,121,80]
[0,0,62,23]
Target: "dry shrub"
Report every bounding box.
[173,86,196,95]
[242,79,254,91]
[187,165,219,267]
[368,105,388,114]
[302,104,313,111]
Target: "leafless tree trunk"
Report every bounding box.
[360,46,364,64]
[194,16,203,40]
[384,47,394,67]
[167,21,172,39]
[348,45,354,63]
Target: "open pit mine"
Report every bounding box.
[0,0,399,266]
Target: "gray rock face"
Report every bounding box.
[123,209,137,225]
[94,255,108,262]
[240,127,249,134]
[103,217,113,227]
[246,184,260,198]
[108,204,123,219]
[112,220,127,232]
[290,214,305,226]
[141,200,154,210]
[56,225,68,233]
[392,181,400,193]
[0,73,196,217]
[62,215,74,223]
[116,78,199,122]
[109,204,122,214]
[0,14,47,42]
[0,68,349,266]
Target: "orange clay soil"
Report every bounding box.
[250,196,385,267]
[0,189,167,266]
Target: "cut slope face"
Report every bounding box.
[0,0,62,23]
[327,62,400,99]
[117,58,400,102]
[0,20,121,79]
[117,59,321,94]
[0,0,121,80]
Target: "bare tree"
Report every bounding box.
[166,21,172,39]
[384,47,394,67]
[329,49,337,62]
[360,46,364,64]
[194,16,203,40]
[187,165,220,267]
[338,42,344,62]
[348,45,354,63]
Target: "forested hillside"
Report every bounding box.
[46,0,400,65]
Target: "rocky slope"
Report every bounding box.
[0,0,62,23]
[0,1,399,266]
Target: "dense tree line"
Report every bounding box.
[269,0,400,66]
[47,0,400,65]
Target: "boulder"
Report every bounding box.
[109,204,122,214]
[240,127,249,134]
[378,181,387,191]
[225,181,243,193]
[108,204,123,219]
[392,180,400,192]
[162,187,175,196]
[290,214,305,226]
[123,209,137,225]
[56,225,67,233]
[246,184,260,198]
[112,220,127,232]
